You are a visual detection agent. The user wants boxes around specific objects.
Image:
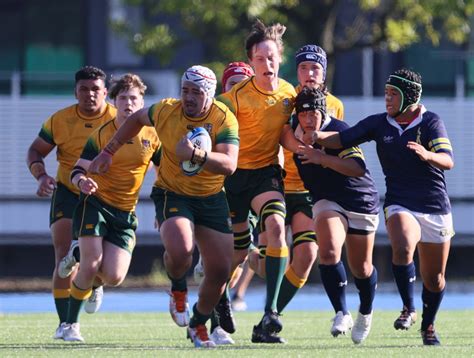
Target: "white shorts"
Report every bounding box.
[384,205,455,244]
[312,199,379,234]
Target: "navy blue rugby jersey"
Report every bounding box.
[293,116,379,215]
[339,106,452,214]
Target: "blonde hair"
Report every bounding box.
[109,73,147,99]
[245,19,286,59]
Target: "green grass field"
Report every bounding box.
[1,310,473,357]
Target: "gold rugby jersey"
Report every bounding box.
[284,87,344,192]
[39,103,116,194]
[81,119,161,212]
[218,77,295,169]
[148,98,239,197]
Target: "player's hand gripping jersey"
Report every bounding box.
[284,87,344,192]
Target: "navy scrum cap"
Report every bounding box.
[295,45,327,80]
[295,86,327,120]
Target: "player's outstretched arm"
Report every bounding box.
[89,107,152,174]
[312,130,343,149]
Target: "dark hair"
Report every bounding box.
[75,66,106,84]
[245,19,286,59]
[108,73,147,100]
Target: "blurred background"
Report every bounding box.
[0,0,473,288]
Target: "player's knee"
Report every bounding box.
[264,216,285,240]
[352,261,373,279]
[423,272,445,292]
[259,199,286,236]
[292,233,318,265]
[318,249,338,264]
[392,245,413,264]
[103,273,126,287]
[298,248,318,268]
[78,261,101,281]
[165,249,193,266]
[205,261,231,284]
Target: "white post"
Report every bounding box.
[362,47,373,98]
[11,71,21,99]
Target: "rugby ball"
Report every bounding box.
[180,127,212,176]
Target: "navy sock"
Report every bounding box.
[168,273,187,292]
[189,303,211,328]
[392,262,416,311]
[319,262,349,314]
[421,285,445,331]
[354,266,378,315]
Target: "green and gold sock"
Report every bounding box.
[264,246,288,312]
[277,266,307,313]
[66,282,92,324]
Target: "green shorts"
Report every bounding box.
[284,192,313,226]
[224,165,285,224]
[49,182,79,226]
[151,186,233,234]
[73,194,138,254]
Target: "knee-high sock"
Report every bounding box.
[276,266,306,313]
[392,262,416,311]
[421,285,445,331]
[319,262,349,314]
[264,246,288,312]
[67,282,91,324]
[53,288,70,323]
[354,267,378,315]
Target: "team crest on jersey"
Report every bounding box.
[415,127,422,144]
[383,136,394,143]
[265,98,276,106]
[141,139,151,149]
[282,98,293,115]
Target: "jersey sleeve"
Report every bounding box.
[215,110,239,146]
[147,100,168,127]
[38,115,55,145]
[151,143,162,166]
[216,91,237,115]
[427,116,453,157]
[339,115,377,148]
[338,146,367,171]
